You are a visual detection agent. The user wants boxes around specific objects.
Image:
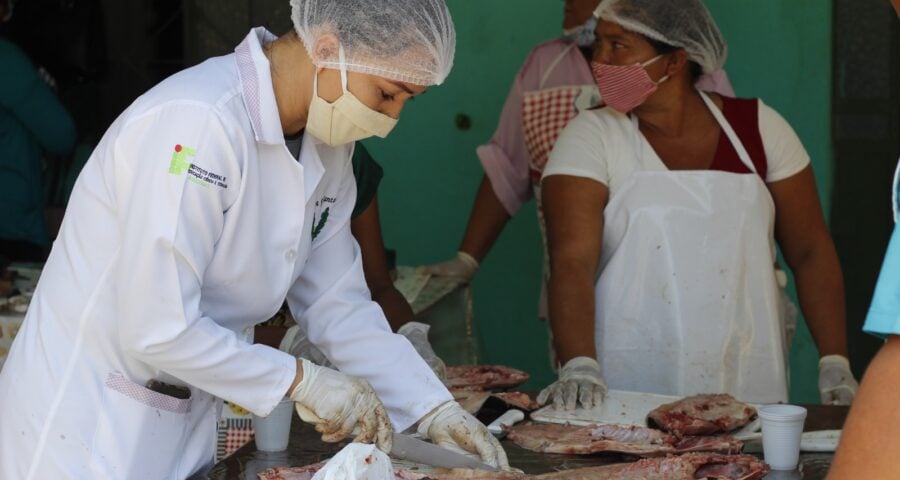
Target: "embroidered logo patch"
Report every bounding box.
[168,144,195,175]
[168,144,229,189]
[311,208,330,241]
[311,195,338,241]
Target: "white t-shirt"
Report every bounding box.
[543,99,810,196]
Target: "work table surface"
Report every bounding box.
[203,404,846,480]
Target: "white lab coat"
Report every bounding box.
[0,28,450,479]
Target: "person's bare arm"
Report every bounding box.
[458,175,512,262]
[543,175,609,363]
[828,336,900,478]
[351,195,415,331]
[418,176,511,279]
[769,166,848,357]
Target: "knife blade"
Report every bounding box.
[391,433,498,472]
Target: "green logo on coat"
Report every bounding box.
[169,144,196,175]
[311,207,330,241]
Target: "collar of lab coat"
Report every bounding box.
[235,27,289,146]
[236,28,337,202]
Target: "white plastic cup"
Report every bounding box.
[759,404,807,470]
[253,397,294,452]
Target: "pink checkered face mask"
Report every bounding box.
[592,55,669,113]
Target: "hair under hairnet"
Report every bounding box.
[593,0,727,74]
[291,0,456,86]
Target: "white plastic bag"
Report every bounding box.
[312,443,394,480]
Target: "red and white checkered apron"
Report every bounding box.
[522,86,589,182]
[521,83,599,320]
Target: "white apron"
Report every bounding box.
[521,43,600,320]
[595,92,788,404]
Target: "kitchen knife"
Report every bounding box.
[391,433,499,472]
[735,429,842,452]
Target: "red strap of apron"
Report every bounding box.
[708,97,768,180]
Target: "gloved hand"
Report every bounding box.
[537,356,607,411]
[290,358,393,452]
[398,322,447,381]
[280,325,333,368]
[819,355,859,406]
[417,401,510,470]
[417,251,479,281]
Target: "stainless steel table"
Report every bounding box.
[204,405,847,479]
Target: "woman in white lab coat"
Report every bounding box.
[537,0,859,410]
[0,1,508,478]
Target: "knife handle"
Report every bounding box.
[488,409,525,436]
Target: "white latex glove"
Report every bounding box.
[280,325,333,368]
[290,358,393,452]
[398,322,447,381]
[417,401,510,470]
[417,251,479,281]
[818,355,859,406]
[537,356,607,411]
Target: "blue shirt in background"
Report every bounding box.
[864,160,900,337]
[0,38,76,247]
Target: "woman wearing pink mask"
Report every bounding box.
[537,0,858,409]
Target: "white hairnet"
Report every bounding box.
[291,0,456,86]
[593,0,727,74]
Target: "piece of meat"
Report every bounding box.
[445,365,530,391]
[418,470,529,479]
[452,390,492,414]
[668,434,744,455]
[259,456,765,480]
[258,465,528,480]
[647,394,757,437]
[258,465,321,480]
[506,423,742,457]
[450,390,538,414]
[536,454,768,480]
[491,392,540,411]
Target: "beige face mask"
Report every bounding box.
[306,46,398,146]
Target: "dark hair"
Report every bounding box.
[643,35,702,81]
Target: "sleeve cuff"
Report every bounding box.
[541,166,609,187]
[476,143,530,216]
[396,390,454,432]
[766,157,811,184]
[863,309,900,339]
[250,348,298,417]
